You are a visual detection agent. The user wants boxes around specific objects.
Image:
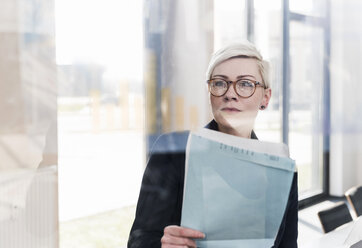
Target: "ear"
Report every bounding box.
[260,88,272,110]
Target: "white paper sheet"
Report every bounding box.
[181,128,295,247]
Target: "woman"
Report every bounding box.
[128,41,298,248]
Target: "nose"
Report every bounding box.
[223,84,238,101]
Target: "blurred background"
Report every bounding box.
[0,0,362,247]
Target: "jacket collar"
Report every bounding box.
[204,119,258,140]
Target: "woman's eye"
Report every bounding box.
[214,81,225,87]
[240,81,253,88]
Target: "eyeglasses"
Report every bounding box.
[207,78,266,98]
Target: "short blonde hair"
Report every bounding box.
[206,41,270,89]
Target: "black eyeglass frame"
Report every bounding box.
[206,78,266,98]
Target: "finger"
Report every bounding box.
[164,225,205,239]
[161,244,191,248]
[161,234,197,247]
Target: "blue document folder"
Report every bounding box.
[181,129,295,247]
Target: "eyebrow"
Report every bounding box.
[212,74,256,80]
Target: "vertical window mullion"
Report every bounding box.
[282,0,290,145]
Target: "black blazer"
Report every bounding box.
[128,120,298,248]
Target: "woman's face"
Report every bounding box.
[209,57,271,134]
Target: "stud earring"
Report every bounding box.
[260,105,266,110]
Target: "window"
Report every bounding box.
[289,21,325,197]
[56,0,144,247]
[287,0,330,202]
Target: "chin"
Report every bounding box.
[215,114,255,131]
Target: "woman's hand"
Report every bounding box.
[161,225,205,248]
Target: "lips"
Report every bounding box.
[221,107,241,112]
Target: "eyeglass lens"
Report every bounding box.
[209,79,256,97]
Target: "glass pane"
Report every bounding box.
[289,21,324,196]
[56,0,144,247]
[254,0,283,143]
[214,0,247,50]
[0,0,58,247]
[143,0,213,138]
[289,0,327,17]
